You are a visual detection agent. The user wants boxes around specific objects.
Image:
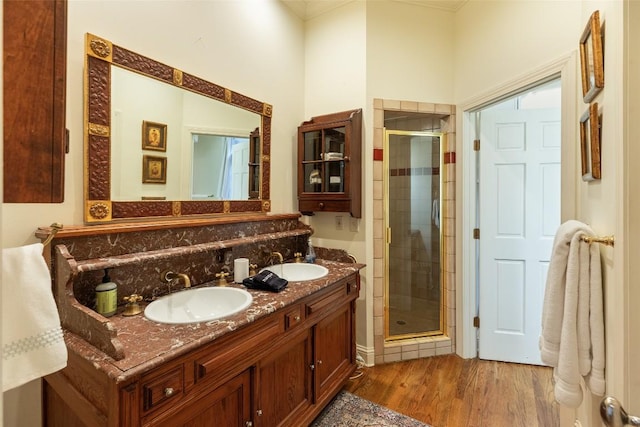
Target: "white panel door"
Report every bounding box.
[231,140,249,199]
[479,108,560,365]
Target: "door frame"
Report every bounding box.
[457,52,578,359]
[383,129,445,341]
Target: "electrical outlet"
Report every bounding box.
[349,217,359,232]
[335,215,344,230]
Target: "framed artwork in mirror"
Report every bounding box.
[580,102,601,181]
[142,121,167,151]
[142,155,167,184]
[580,10,604,103]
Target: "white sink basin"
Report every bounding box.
[260,263,329,282]
[144,287,252,324]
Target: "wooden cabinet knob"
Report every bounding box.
[318,202,324,209]
[256,409,263,416]
[164,387,175,397]
[294,315,301,322]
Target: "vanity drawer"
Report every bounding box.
[298,199,351,214]
[142,366,184,412]
[194,315,282,385]
[284,305,305,331]
[306,282,348,318]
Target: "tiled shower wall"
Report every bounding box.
[372,99,456,364]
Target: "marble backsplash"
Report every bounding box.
[39,214,315,310]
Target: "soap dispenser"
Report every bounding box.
[95,268,118,317]
[305,239,316,263]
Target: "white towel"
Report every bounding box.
[539,220,605,407]
[2,243,67,391]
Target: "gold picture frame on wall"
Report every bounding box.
[580,102,601,181]
[142,120,167,152]
[579,10,604,103]
[142,155,167,184]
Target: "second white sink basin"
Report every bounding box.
[144,287,252,324]
[260,263,329,282]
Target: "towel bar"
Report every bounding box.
[42,223,63,247]
[580,235,615,247]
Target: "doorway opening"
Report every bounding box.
[191,133,249,200]
[384,129,445,340]
[473,78,561,364]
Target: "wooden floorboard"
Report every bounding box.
[344,354,559,427]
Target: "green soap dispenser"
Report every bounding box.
[96,268,118,317]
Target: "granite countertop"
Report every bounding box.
[64,259,363,383]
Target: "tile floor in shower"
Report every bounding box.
[388,295,441,336]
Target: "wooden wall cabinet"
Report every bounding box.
[249,127,261,199]
[297,109,362,217]
[3,0,67,203]
[43,274,359,427]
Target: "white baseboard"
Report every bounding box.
[356,344,375,367]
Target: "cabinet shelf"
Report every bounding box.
[297,109,362,217]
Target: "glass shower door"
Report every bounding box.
[385,130,444,339]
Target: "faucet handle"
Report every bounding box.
[294,252,303,263]
[123,293,143,304]
[122,294,143,316]
[249,264,258,276]
[215,271,230,286]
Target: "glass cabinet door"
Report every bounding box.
[302,126,346,194]
[248,127,260,199]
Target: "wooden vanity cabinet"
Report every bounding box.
[43,274,359,427]
[297,109,362,217]
[3,0,67,203]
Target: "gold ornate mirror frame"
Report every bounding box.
[84,33,272,223]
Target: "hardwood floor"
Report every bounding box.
[344,354,559,427]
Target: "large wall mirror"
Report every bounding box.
[84,33,271,223]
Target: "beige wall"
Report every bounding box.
[303,1,370,351]
[453,0,582,102]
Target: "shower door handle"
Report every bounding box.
[601,396,640,426]
[386,227,392,244]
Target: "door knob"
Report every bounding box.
[601,396,640,426]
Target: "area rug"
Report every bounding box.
[311,390,431,427]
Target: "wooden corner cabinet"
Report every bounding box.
[3,0,67,203]
[297,109,362,218]
[249,127,261,199]
[43,274,360,427]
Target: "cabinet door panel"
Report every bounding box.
[3,0,67,202]
[143,370,251,427]
[314,304,353,403]
[256,330,311,427]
